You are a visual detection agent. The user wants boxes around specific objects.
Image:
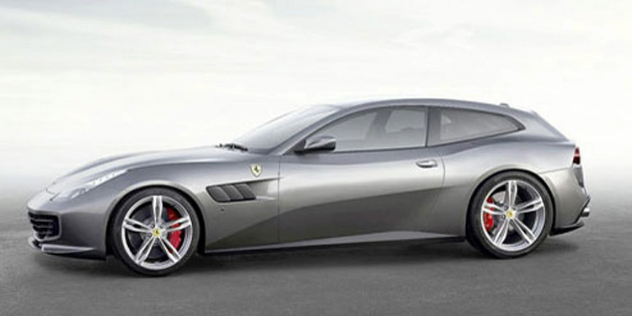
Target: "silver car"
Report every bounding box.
[27,99,590,276]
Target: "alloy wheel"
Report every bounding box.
[120,195,194,271]
[480,180,546,253]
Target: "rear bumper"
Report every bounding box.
[541,166,590,231]
[550,195,591,236]
[550,220,584,236]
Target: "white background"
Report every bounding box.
[1,0,630,185]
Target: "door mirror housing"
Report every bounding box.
[296,135,336,153]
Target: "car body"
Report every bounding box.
[27,98,590,275]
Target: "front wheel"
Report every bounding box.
[467,172,553,258]
[111,188,200,276]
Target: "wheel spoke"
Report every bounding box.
[152,196,164,225]
[164,216,192,233]
[511,218,536,245]
[492,219,510,246]
[515,197,544,214]
[158,237,182,263]
[134,236,155,264]
[123,218,152,234]
[505,180,518,207]
[483,203,505,216]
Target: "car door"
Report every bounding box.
[278,106,445,243]
[422,106,525,235]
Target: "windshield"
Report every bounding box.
[233,105,339,152]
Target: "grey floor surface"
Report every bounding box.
[1,175,630,316]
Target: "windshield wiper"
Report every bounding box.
[218,142,248,151]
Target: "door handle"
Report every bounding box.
[416,159,438,168]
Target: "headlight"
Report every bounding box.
[53,170,127,201]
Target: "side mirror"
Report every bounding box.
[296,135,336,153]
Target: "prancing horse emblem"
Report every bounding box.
[250,164,262,177]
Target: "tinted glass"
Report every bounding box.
[234,105,338,152]
[434,108,518,145]
[310,107,427,152]
[311,111,378,152]
[383,108,427,148]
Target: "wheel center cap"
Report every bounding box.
[152,228,162,238]
[506,209,516,219]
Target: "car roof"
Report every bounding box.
[328,98,527,116]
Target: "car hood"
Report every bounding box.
[47,146,255,194]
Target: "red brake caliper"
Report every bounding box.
[166,208,182,249]
[484,197,495,231]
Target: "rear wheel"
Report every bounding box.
[467,172,553,258]
[111,188,200,276]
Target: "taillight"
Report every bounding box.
[573,147,581,165]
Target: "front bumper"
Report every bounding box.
[26,189,113,260]
[28,236,97,257]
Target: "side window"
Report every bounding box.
[430,108,519,145]
[309,107,427,152]
[382,108,427,149]
[310,111,379,152]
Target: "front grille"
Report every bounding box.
[28,212,60,241]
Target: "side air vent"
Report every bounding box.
[207,183,256,203]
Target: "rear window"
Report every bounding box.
[430,108,519,145]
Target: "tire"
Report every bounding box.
[466,171,553,258]
[111,188,200,276]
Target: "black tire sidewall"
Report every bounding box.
[467,172,553,258]
[111,188,200,276]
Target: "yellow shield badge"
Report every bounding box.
[250,164,262,177]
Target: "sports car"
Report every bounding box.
[27,99,590,276]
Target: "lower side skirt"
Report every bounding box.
[205,231,464,255]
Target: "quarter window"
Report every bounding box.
[309,107,427,152]
[431,108,519,145]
